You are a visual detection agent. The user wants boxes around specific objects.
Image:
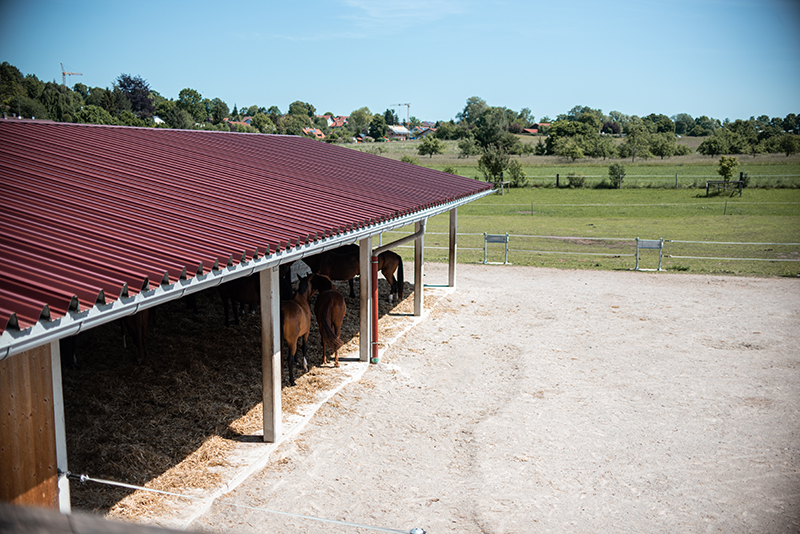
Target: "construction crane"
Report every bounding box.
[61,63,82,88]
[396,103,410,125]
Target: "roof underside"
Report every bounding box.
[0,120,492,349]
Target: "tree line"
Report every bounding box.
[2,62,797,163]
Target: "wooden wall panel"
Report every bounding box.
[0,345,59,508]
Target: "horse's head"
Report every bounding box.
[296,275,311,300]
[310,273,334,295]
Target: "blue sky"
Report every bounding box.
[1,0,798,123]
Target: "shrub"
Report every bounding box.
[441,165,458,175]
[567,173,586,188]
[400,154,419,165]
[477,144,510,181]
[608,163,626,188]
[507,159,528,187]
[717,155,739,182]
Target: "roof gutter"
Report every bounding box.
[0,188,494,361]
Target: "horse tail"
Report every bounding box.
[396,255,404,299]
[320,313,344,350]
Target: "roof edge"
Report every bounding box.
[0,188,495,360]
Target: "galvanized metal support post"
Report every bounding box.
[414,220,425,317]
[50,341,70,513]
[260,266,281,443]
[359,236,373,362]
[448,208,457,288]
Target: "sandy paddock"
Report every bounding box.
[159,263,800,534]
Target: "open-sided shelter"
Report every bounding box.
[0,119,493,512]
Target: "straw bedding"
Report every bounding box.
[61,275,412,520]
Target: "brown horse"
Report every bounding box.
[310,274,346,367]
[280,276,312,386]
[378,250,404,303]
[121,309,150,363]
[219,264,294,326]
[219,275,259,327]
[302,245,404,302]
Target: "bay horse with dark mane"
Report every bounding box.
[310,274,346,367]
[302,245,404,302]
[280,276,312,386]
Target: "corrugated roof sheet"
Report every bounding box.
[0,119,492,344]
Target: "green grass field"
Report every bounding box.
[381,188,800,278]
[352,137,800,277]
[355,137,800,188]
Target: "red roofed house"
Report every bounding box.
[302,127,326,140]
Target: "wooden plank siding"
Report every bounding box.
[0,345,59,508]
[0,345,58,508]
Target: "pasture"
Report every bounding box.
[356,135,800,189]
[380,188,800,278]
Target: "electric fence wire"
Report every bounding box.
[61,471,424,534]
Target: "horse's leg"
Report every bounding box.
[233,300,242,325]
[137,309,149,363]
[301,334,309,372]
[333,309,343,367]
[348,278,355,299]
[382,265,396,303]
[286,340,297,386]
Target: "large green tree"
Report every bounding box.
[288,100,315,117]
[177,88,205,122]
[650,133,677,159]
[417,136,445,158]
[456,96,488,125]
[672,113,695,135]
[250,112,275,133]
[619,119,652,162]
[116,74,154,118]
[383,108,399,126]
[75,104,117,125]
[208,98,229,124]
[552,137,584,161]
[348,107,372,134]
[368,114,388,139]
[163,106,193,129]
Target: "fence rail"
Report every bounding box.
[381,231,800,266]
[453,173,800,189]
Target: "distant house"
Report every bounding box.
[224,117,254,130]
[302,127,326,140]
[413,127,437,138]
[533,122,551,133]
[523,128,538,135]
[387,125,410,140]
[330,116,348,129]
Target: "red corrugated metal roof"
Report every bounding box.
[0,119,491,341]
